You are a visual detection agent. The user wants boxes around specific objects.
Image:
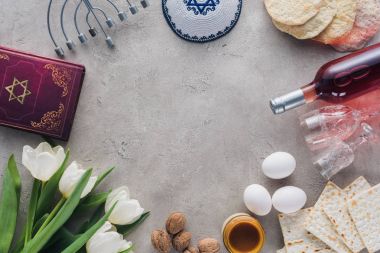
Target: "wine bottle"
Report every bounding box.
[270,43,380,114]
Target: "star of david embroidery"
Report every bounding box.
[5,77,32,105]
[185,0,220,15]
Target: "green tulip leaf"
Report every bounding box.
[36,150,70,219]
[10,228,25,253]
[120,245,134,253]
[36,198,65,234]
[24,180,41,245]
[41,228,79,253]
[61,203,117,253]
[76,191,110,213]
[77,206,104,234]
[22,169,92,253]
[0,155,21,253]
[11,212,49,253]
[32,213,49,236]
[94,167,114,189]
[117,211,150,236]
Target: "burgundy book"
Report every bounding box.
[0,46,85,140]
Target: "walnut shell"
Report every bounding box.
[173,231,192,251]
[166,212,187,235]
[184,246,199,253]
[151,229,171,253]
[198,238,220,253]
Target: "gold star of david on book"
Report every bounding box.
[5,77,32,105]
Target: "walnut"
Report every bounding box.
[198,238,220,253]
[166,212,187,235]
[173,231,192,251]
[184,246,199,253]
[151,229,171,253]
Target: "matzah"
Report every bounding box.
[286,239,334,253]
[273,0,337,40]
[322,177,370,252]
[314,0,356,44]
[344,176,371,199]
[279,208,333,253]
[277,247,286,253]
[305,182,352,253]
[332,0,380,51]
[264,0,322,26]
[348,183,380,253]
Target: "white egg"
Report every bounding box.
[244,184,272,216]
[272,186,307,214]
[262,152,296,179]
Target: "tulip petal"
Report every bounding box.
[59,161,83,198]
[85,222,132,253]
[34,152,58,181]
[22,143,66,182]
[59,161,97,199]
[99,221,115,233]
[36,142,54,153]
[81,176,98,198]
[22,146,37,175]
[88,232,122,253]
[117,211,150,236]
[35,150,70,219]
[105,186,130,212]
[119,241,133,251]
[109,199,144,225]
[53,146,66,168]
[59,162,84,198]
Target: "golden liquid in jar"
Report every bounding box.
[229,222,260,251]
[222,214,265,253]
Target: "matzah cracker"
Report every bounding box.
[332,0,380,52]
[348,183,380,253]
[286,239,334,253]
[277,247,286,253]
[344,176,371,199]
[279,208,318,241]
[273,0,337,39]
[264,0,322,26]
[314,0,356,44]
[322,177,370,252]
[279,208,332,252]
[305,182,352,253]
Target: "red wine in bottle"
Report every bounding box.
[270,43,380,114]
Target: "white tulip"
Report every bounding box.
[59,161,97,198]
[105,186,144,225]
[22,142,65,182]
[86,221,132,253]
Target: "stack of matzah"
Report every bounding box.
[276,177,380,253]
[264,0,380,52]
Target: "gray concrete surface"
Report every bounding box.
[1,0,380,252]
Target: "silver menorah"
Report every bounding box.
[47,0,150,57]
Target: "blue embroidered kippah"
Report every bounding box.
[162,0,243,42]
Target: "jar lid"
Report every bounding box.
[162,0,243,43]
